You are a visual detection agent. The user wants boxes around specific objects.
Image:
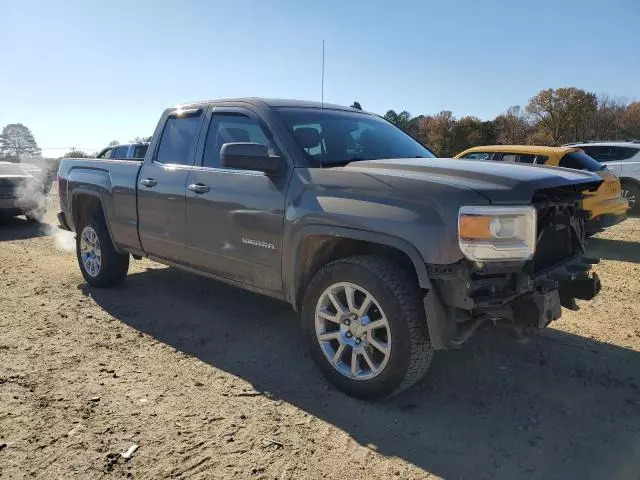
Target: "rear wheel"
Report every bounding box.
[302,255,434,399]
[621,182,639,214]
[76,213,129,287]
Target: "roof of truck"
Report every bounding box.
[176,97,367,113]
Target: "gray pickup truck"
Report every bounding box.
[57,98,603,398]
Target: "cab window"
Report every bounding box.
[98,148,112,159]
[112,146,129,159]
[201,113,274,168]
[463,152,491,160]
[155,113,202,165]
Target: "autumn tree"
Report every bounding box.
[526,88,597,145]
[493,106,530,144]
[419,111,457,156]
[620,101,640,139]
[0,123,41,161]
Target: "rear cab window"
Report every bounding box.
[559,151,605,171]
[155,112,202,165]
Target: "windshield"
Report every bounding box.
[275,107,435,166]
[559,151,606,171]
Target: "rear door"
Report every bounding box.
[137,108,205,262]
[182,106,290,294]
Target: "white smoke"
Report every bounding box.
[9,156,54,220]
[6,157,76,253]
[47,224,76,253]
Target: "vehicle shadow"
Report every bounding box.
[83,267,640,480]
[0,215,50,241]
[587,237,640,264]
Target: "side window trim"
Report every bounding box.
[152,109,206,167]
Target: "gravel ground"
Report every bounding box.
[1,197,639,480]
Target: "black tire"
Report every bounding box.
[621,181,639,215]
[76,211,129,287]
[301,255,434,399]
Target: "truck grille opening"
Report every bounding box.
[532,187,587,273]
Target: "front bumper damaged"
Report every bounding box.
[424,257,601,349]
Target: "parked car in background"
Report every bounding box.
[564,141,640,213]
[454,145,628,234]
[0,161,46,221]
[96,142,149,161]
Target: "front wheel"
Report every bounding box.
[76,213,129,287]
[302,256,434,399]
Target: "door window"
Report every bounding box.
[610,146,639,161]
[112,146,129,159]
[155,114,202,165]
[463,152,492,160]
[202,113,273,168]
[98,148,113,159]
[133,144,148,159]
[581,146,611,161]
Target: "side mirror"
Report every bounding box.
[220,142,284,175]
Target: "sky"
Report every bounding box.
[1,0,639,158]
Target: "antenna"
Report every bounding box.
[321,40,325,109]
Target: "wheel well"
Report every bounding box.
[72,194,103,230]
[294,235,419,310]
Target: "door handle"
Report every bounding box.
[188,183,210,194]
[140,178,157,187]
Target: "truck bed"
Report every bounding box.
[57,158,143,253]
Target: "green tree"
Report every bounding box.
[0,123,41,161]
[63,149,90,158]
[383,110,412,132]
[526,88,597,145]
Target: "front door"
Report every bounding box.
[183,107,290,294]
[137,109,205,262]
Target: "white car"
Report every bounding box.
[567,141,640,213]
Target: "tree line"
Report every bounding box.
[384,87,640,157]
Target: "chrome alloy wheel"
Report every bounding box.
[315,282,392,380]
[80,226,102,277]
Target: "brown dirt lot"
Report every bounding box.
[1,198,639,480]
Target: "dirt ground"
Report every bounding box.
[1,195,639,480]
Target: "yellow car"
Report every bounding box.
[454,145,628,234]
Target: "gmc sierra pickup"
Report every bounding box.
[57,98,603,398]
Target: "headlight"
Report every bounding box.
[458,205,536,261]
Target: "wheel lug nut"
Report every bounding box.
[355,339,361,344]
[344,319,350,326]
[346,332,352,338]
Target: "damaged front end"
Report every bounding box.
[426,185,602,349]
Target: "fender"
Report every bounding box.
[70,188,124,255]
[286,224,432,308]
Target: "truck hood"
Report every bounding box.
[345,158,603,203]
